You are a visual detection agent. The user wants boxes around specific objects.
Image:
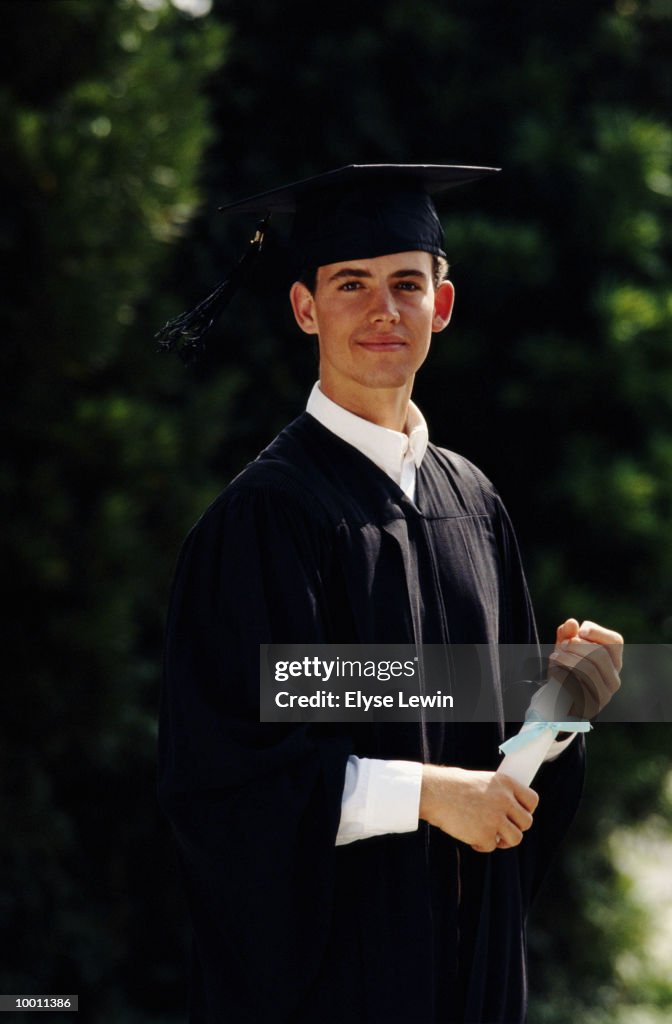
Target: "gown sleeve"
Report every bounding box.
[158,479,352,1023]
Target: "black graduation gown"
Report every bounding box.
[159,412,585,1024]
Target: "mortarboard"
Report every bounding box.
[156,163,499,362]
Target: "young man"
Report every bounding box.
[158,165,623,1024]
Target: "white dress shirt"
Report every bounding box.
[305,382,574,846]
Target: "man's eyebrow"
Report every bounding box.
[326,267,373,283]
[390,269,428,281]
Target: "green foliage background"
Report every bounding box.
[1,0,671,1020]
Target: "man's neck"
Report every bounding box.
[318,380,413,433]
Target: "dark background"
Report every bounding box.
[1,0,671,1020]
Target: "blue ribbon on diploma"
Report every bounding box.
[498,710,592,756]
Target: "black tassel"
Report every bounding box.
[155,216,270,363]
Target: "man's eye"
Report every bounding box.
[396,281,420,291]
[339,281,362,291]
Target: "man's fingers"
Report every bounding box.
[471,816,526,853]
[554,641,621,692]
[553,638,622,696]
[500,820,524,847]
[578,620,624,671]
[510,780,539,814]
[462,775,539,853]
[549,641,621,717]
[556,618,580,645]
[495,773,539,813]
[498,782,536,832]
[554,618,624,671]
[513,806,535,832]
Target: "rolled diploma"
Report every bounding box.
[497,677,575,786]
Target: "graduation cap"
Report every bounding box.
[156,163,499,362]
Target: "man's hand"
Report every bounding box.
[549,618,623,719]
[419,765,539,853]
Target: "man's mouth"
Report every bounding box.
[356,335,407,351]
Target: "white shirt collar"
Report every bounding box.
[306,382,429,494]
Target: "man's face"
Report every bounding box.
[290,250,454,412]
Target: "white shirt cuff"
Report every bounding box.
[335,756,423,847]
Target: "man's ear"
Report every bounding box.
[432,280,455,333]
[289,281,319,335]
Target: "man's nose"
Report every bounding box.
[368,286,400,323]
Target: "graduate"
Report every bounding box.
[158,165,623,1024]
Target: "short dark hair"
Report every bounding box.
[298,253,449,294]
